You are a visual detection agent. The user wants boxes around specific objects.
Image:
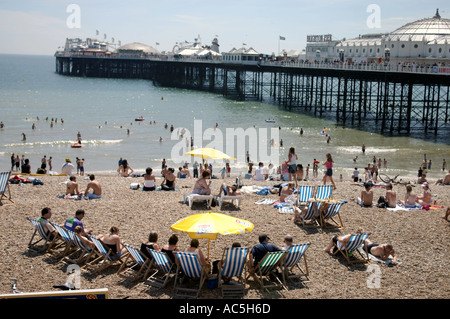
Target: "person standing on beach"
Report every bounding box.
[322,153,337,190]
[48,157,52,171]
[287,147,298,187]
[443,159,446,172]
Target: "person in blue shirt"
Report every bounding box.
[64,209,91,236]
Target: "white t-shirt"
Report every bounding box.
[61,162,75,176]
[254,167,265,181]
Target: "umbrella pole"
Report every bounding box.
[207,239,210,262]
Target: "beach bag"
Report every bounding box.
[377,196,386,208]
[130,183,140,190]
[257,188,270,196]
[33,179,44,186]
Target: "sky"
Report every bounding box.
[0,0,447,56]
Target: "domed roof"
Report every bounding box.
[117,42,159,54]
[388,9,450,42]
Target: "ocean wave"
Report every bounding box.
[336,146,400,154]
[5,139,123,147]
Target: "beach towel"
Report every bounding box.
[386,204,421,211]
[254,199,276,205]
[357,247,402,266]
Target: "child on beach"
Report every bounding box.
[322,153,336,190]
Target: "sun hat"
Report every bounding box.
[66,158,71,162]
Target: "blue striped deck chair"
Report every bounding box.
[319,202,344,229]
[218,247,248,298]
[296,185,314,206]
[0,171,14,205]
[145,249,176,288]
[333,232,371,265]
[315,185,333,201]
[173,251,208,298]
[281,243,311,286]
[118,244,152,282]
[293,201,320,227]
[85,236,128,273]
[51,223,77,259]
[63,230,97,266]
[26,217,60,253]
[250,250,287,290]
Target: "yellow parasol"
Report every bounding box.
[170,211,254,259]
[184,147,236,161]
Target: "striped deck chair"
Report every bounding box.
[26,217,61,253]
[0,171,14,205]
[281,243,311,286]
[118,244,152,282]
[51,223,77,259]
[145,249,176,289]
[293,201,320,227]
[315,185,333,201]
[296,185,314,206]
[319,202,344,229]
[333,232,371,265]
[250,251,287,290]
[85,236,127,273]
[173,251,208,298]
[218,247,248,297]
[63,230,97,266]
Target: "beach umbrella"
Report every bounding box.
[184,147,236,161]
[170,211,254,260]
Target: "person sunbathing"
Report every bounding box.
[435,170,450,185]
[356,183,374,207]
[279,182,295,202]
[217,183,241,197]
[417,182,432,206]
[192,171,212,195]
[324,228,363,253]
[74,226,94,248]
[97,226,127,257]
[66,176,82,196]
[401,185,418,208]
[363,239,398,266]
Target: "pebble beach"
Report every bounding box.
[0,173,449,300]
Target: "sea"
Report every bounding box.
[1,54,449,181]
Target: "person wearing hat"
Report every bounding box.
[247,234,282,274]
[61,158,75,176]
[418,182,432,206]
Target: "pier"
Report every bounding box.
[55,53,450,136]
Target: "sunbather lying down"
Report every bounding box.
[217,183,241,197]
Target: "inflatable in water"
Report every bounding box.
[71,143,82,148]
[135,117,144,121]
[265,119,276,123]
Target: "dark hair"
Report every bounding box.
[168,234,178,245]
[232,242,241,247]
[146,167,152,174]
[75,209,85,217]
[148,232,158,242]
[202,171,210,178]
[168,168,175,173]
[190,239,199,248]
[122,160,128,169]
[41,207,51,216]
[70,176,76,181]
[89,174,95,181]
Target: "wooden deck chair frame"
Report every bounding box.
[296,185,314,206]
[51,223,78,259]
[218,247,248,297]
[333,232,371,265]
[173,251,208,298]
[26,217,61,254]
[318,202,344,229]
[250,251,287,291]
[118,244,152,282]
[63,230,98,266]
[294,201,320,227]
[0,171,14,206]
[145,249,176,289]
[85,237,128,273]
[281,243,311,286]
[315,185,333,201]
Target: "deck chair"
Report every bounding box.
[26,217,61,254]
[218,247,248,298]
[296,185,314,206]
[85,236,127,273]
[333,232,371,265]
[117,244,152,282]
[315,185,333,201]
[63,230,98,266]
[250,251,287,290]
[173,251,208,298]
[293,201,320,227]
[318,202,344,229]
[217,194,242,209]
[183,193,214,209]
[0,171,14,205]
[51,223,77,259]
[281,243,311,286]
[145,249,176,289]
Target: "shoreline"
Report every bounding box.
[0,174,449,299]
